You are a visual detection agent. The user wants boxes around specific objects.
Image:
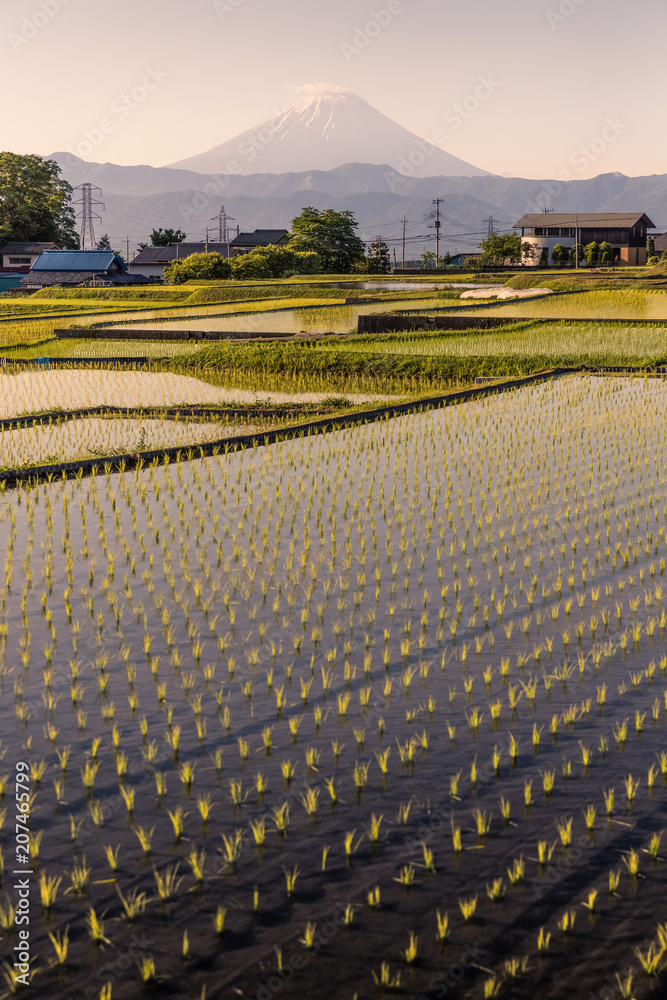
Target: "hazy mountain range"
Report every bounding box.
[49,90,667,252]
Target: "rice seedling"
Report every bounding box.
[624,774,640,806]
[486,877,505,901]
[283,865,300,898]
[622,849,640,877]
[185,848,207,883]
[371,963,401,989]
[133,825,155,853]
[402,931,418,964]
[48,925,70,966]
[537,927,551,952]
[153,863,183,900]
[394,863,417,887]
[558,909,577,934]
[65,855,92,895]
[614,971,635,998]
[582,889,598,912]
[213,905,227,935]
[458,895,478,921]
[555,817,573,847]
[472,808,492,837]
[367,886,381,909]
[507,856,525,884]
[39,871,62,911]
[220,829,244,867]
[85,907,110,945]
[633,941,664,975]
[138,955,157,983]
[116,885,147,921]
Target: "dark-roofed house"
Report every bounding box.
[653,233,667,256]
[20,250,150,289]
[228,230,290,255]
[513,213,655,266]
[0,241,61,274]
[127,242,243,281]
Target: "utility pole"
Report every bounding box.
[431,198,443,267]
[73,183,105,250]
[124,236,130,262]
[205,227,209,252]
[393,247,397,270]
[575,214,579,269]
[402,216,408,270]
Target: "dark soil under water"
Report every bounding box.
[0,375,666,1000]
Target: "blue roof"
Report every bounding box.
[31,251,126,272]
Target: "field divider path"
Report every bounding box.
[0,404,351,432]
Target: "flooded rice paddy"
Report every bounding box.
[93,299,447,336]
[0,369,400,419]
[1,376,667,999]
[0,417,260,469]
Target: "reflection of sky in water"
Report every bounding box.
[0,369,400,419]
[99,299,444,334]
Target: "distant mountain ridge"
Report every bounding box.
[50,154,667,253]
[167,90,489,179]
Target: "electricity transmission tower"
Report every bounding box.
[211,204,235,252]
[73,184,105,250]
[483,216,497,238]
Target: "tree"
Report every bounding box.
[571,243,585,267]
[367,239,391,274]
[289,207,366,273]
[477,233,527,266]
[439,251,452,268]
[647,236,655,258]
[230,244,320,280]
[138,228,187,251]
[0,152,78,247]
[521,242,537,264]
[538,248,549,268]
[164,252,232,284]
[421,251,437,269]
[584,242,600,266]
[599,241,613,265]
[551,244,569,266]
[95,234,112,252]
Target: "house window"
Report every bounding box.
[8,257,31,264]
[534,228,545,236]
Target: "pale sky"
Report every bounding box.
[3,0,665,179]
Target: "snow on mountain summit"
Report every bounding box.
[168,91,488,178]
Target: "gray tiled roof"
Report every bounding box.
[514,213,655,229]
[230,230,289,247]
[0,241,60,255]
[131,243,232,264]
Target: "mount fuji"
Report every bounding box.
[168,89,489,178]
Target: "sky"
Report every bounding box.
[3,0,665,180]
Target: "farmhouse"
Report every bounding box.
[127,231,291,280]
[127,242,242,281]
[229,229,290,255]
[513,213,655,266]
[20,250,149,289]
[0,241,61,274]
